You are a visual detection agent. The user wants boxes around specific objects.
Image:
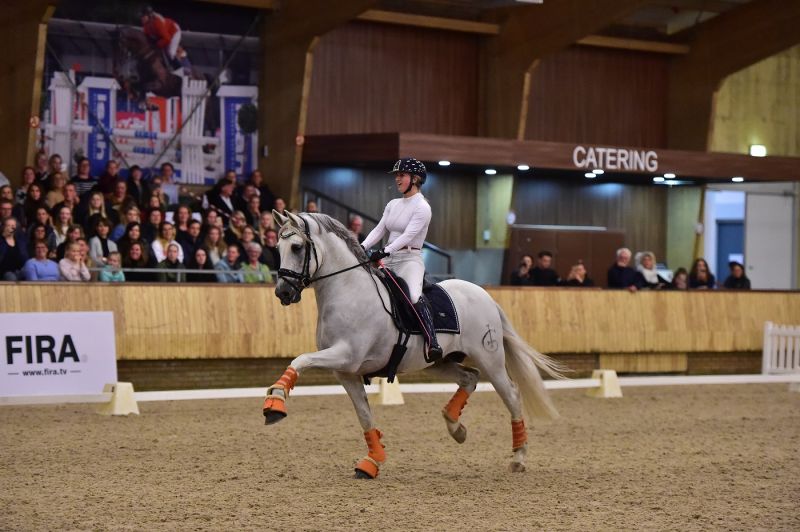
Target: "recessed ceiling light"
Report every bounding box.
[732,176,745,183]
[438,160,450,166]
[749,145,767,157]
[653,176,665,183]
[584,172,596,179]
[592,169,604,175]
[517,164,530,171]
[664,173,676,178]
[665,179,680,186]
[485,169,497,175]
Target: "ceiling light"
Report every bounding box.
[438,160,450,166]
[732,176,745,183]
[665,179,680,186]
[653,176,665,183]
[664,173,675,178]
[749,145,767,157]
[485,169,497,175]
[517,164,530,171]
[592,169,604,175]
[584,172,596,179]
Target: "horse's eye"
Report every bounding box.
[291,243,303,252]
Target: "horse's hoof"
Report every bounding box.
[509,461,526,473]
[354,468,375,479]
[264,410,287,425]
[450,423,467,444]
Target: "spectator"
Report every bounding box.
[31,209,57,255]
[142,208,163,244]
[560,261,594,287]
[51,182,80,216]
[509,255,534,286]
[157,243,185,282]
[177,219,203,261]
[111,206,141,242]
[0,217,28,280]
[78,191,118,236]
[117,222,148,259]
[98,160,120,195]
[273,197,286,214]
[260,228,280,271]
[77,237,98,281]
[27,222,57,258]
[108,179,134,216]
[348,214,365,242]
[689,258,716,289]
[58,242,90,282]
[607,247,640,291]
[33,152,49,183]
[0,198,13,224]
[258,211,276,241]
[146,190,165,213]
[158,162,175,184]
[22,183,47,228]
[204,176,243,226]
[247,169,276,213]
[15,166,37,205]
[151,221,184,264]
[635,251,668,290]
[55,225,83,260]
[215,244,243,283]
[89,218,118,265]
[237,225,260,255]
[0,186,23,222]
[241,242,273,283]
[723,261,751,290]
[202,225,226,265]
[126,165,146,208]
[70,157,97,198]
[99,251,125,282]
[203,209,223,232]
[173,204,193,241]
[122,242,157,282]
[305,200,318,213]
[224,210,247,245]
[531,251,559,286]
[52,206,74,247]
[186,247,217,283]
[670,267,689,290]
[45,172,67,209]
[23,240,59,281]
[244,194,262,228]
[37,153,63,190]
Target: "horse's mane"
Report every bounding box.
[306,213,375,270]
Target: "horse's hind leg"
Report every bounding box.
[335,372,386,479]
[471,353,528,472]
[425,359,479,444]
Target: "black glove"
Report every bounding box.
[369,249,390,262]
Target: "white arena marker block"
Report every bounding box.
[97,383,140,416]
[368,377,405,406]
[586,370,623,399]
[789,382,800,393]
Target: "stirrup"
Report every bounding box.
[425,343,443,363]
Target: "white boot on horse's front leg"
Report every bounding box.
[509,444,527,473]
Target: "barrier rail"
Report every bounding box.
[762,321,800,374]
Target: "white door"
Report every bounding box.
[744,194,795,289]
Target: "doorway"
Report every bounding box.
[716,220,744,283]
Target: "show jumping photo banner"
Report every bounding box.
[42,1,260,183]
[0,312,117,398]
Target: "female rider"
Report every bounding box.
[360,158,442,361]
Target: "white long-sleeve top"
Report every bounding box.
[361,193,431,254]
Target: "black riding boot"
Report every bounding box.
[414,295,443,363]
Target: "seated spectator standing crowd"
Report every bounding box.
[0,155,287,284]
[509,247,751,291]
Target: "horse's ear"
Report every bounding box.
[286,211,304,228]
[272,209,288,227]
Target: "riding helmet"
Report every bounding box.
[389,158,427,185]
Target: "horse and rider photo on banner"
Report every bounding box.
[39,1,261,184]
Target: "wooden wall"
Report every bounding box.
[512,176,668,261]
[711,44,800,157]
[524,46,669,147]
[306,21,479,136]
[1,285,797,360]
[301,165,477,249]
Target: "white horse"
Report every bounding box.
[263,211,564,478]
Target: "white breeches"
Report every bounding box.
[167,31,181,59]
[385,249,424,303]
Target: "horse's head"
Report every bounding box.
[272,210,319,306]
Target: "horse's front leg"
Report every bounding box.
[334,372,386,479]
[262,344,353,424]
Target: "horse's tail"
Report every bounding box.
[496,302,565,421]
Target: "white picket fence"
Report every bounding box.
[762,321,800,374]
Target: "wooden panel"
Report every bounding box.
[599,353,688,373]
[525,46,669,148]
[306,21,479,136]
[512,177,667,262]
[301,166,476,249]
[1,285,797,359]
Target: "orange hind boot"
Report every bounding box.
[263,367,298,424]
[354,428,386,479]
[511,419,527,450]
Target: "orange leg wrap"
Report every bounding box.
[511,419,527,450]
[355,428,385,478]
[273,366,298,394]
[263,367,298,418]
[442,388,470,423]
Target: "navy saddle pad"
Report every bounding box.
[381,270,460,335]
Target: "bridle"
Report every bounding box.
[277,215,372,297]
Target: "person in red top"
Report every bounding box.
[140,6,188,72]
